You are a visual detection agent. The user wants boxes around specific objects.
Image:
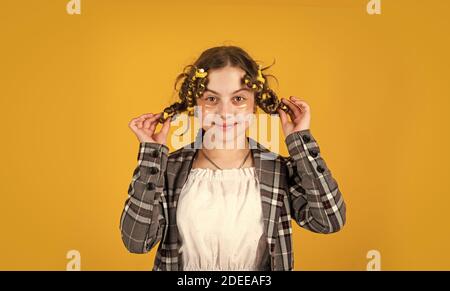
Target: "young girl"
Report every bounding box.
[119,46,346,271]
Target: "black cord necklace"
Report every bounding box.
[200,149,251,170]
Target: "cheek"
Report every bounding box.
[237,101,256,128]
[197,104,216,128]
[237,96,255,112]
[195,100,210,116]
[246,99,256,115]
[248,96,256,109]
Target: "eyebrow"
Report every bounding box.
[204,87,251,96]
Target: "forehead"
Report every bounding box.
[205,66,248,95]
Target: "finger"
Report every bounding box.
[129,115,144,126]
[277,108,288,126]
[282,98,302,115]
[160,116,171,136]
[129,118,139,129]
[282,98,300,120]
[137,117,146,129]
[138,113,158,128]
[139,113,154,119]
[143,117,153,129]
[289,96,304,109]
[148,117,160,134]
[289,97,309,111]
[148,114,164,133]
[151,112,164,125]
[130,116,140,123]
[142,113,163,129]
[135,114,150,127]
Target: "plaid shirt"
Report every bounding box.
[119,129,346,271]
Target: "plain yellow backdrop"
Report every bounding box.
[1,0,450,270]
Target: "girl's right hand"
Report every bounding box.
[128,112,171,145]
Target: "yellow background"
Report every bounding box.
[1,0,450,270]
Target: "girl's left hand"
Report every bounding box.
[277,96,311,137]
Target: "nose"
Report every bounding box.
[217,103,235,124]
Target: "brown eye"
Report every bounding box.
[205,96,217,103]
[234,96,246,102]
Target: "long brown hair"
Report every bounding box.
[158,45,289,123]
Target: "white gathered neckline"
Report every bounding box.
[191,166,255,172]
[189,167,257,179]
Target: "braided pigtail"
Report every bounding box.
[158,65,209,123]
[243,64,290,115]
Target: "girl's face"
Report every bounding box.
[196,65,255,144]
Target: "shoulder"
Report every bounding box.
[167,142,196,163]
[252,141,293,177]
[253,139,290,163]
[168,146,184,159]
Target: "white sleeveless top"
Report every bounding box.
[176,167,270,271]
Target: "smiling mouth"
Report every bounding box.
[213,122,239,129]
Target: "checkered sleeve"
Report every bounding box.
[285,129,346,233]
[119,142,169,253]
